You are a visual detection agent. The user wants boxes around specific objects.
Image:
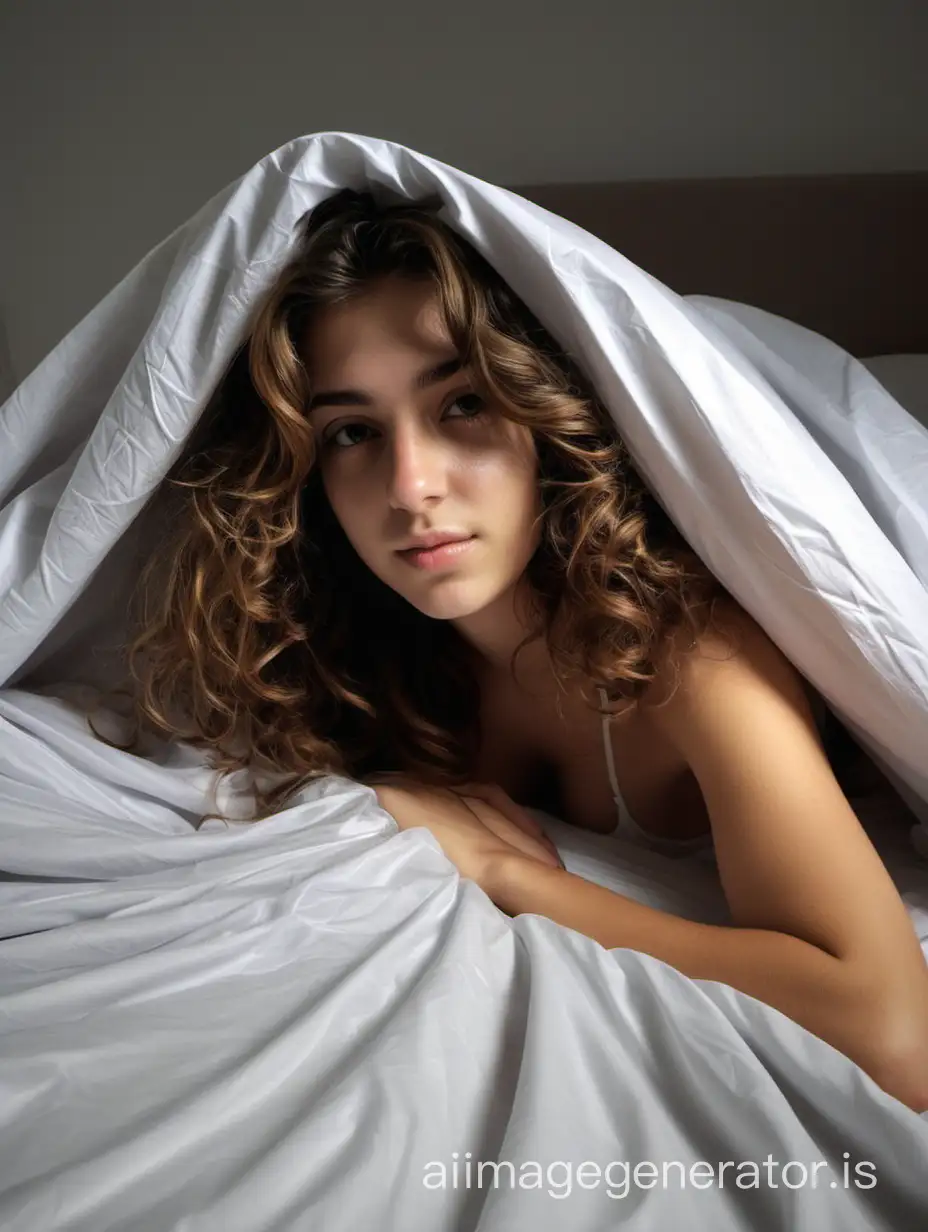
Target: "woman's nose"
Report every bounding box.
[386,423,450,511]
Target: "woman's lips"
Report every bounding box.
[397,536,477,570]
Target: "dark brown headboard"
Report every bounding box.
[509,172,927,357]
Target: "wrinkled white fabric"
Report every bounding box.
[1,132,927,1230]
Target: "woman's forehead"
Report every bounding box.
[303,283,453,375]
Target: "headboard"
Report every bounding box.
[510,172,928,357]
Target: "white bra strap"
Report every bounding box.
[598,688,624,801]
[597,687,708,850]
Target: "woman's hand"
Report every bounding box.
[368,776,562,892]
[446,780,563,868]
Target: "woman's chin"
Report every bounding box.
[402,581,492,623]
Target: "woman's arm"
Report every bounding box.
[486,601,928,1111]
[488,859,928,1109]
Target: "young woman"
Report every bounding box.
[123,189,928,1110]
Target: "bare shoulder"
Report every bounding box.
[640,596,822,752]
[643,595,758,700]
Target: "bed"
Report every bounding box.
[1,134,926,1231]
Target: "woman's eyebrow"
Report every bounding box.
[308,354,464,412]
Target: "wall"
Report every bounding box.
[1,0,926,391]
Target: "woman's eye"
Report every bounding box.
[321,393,488,452]
[447,393,488,420]
[323,423,372,450]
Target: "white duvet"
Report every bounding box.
[1,132,927,1230]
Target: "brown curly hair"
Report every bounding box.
[118,187,731,819]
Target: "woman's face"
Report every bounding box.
[302,277,542,646]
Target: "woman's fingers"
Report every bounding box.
[372,784,541,889]
[454,783,563,868]
[456,794,558,868]
[453,783,561,862]
[367,773,563,869]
